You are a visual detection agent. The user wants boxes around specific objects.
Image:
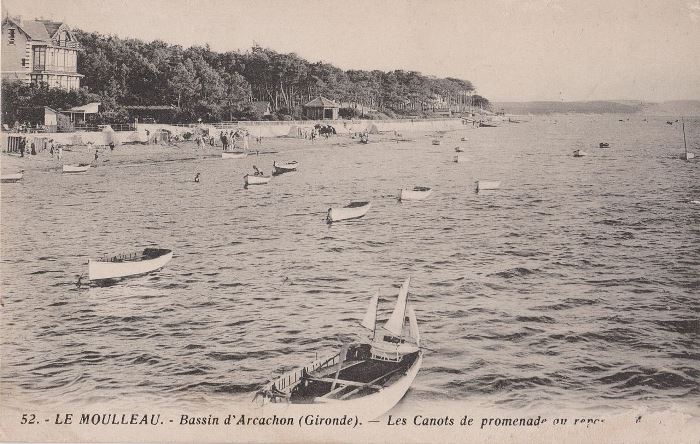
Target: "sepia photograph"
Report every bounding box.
[0,0,698,442]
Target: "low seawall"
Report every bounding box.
[2,118,467,150]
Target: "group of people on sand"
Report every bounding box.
[14,136,66,160]
[219,129,263,151]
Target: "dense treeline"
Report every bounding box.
[3,29,490,124]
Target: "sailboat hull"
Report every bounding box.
[257,351,422,421]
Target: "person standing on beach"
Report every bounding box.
[243,130,250,151]
[94,149,99,162]
[57,145,63,161]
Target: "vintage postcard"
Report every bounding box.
[1,0,698,442]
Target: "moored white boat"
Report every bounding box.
[431,139,441,145]
[222,151,247,159]
[454,146,464,152]
[399,186,433,201]
[1,171,23,183]
[272,160,298,175]
[680,152,696,160]
[88,247,172,282]
[573,149,587,157]
[62,164,91,173]
[453,155,467,163]
[253,277,422,422]
[244,174,271,186]
[326,201,371,223]
[476,179,501,192]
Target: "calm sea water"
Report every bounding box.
[1,115,698,411]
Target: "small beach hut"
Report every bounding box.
[303,96,340,120]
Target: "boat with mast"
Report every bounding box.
[253,277,422,421]
[680,119,695,160]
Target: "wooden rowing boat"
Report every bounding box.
[62,164,90,173]
[1,171,23,183]
[476,179,501,192]
[431,139,441,145]
[272,160,298,175]
[254,277,422,421]
[244,174,271,186]
[88,248,172,282]
[222,151,247,159]
[326,201,371,223]
[399,186,433,201]
[599,142,610,148]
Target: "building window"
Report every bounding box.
[32,46,46,71]
[8,28,15,44]
[59,32,67,47]
[21,58,27,67]
[30,74,44,86]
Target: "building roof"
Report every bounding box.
[249,101,271,114]
[304,96,341,108]
[65,102,101,114]
[3,17,76,44]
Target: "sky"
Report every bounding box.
[3,0,700,102]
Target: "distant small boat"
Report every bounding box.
[454,146,464,152]
[62,164,90,173]
[599,142,610,148]
[476,179,501,192]
[432,140,441,145]
[88,247,172,282]
[453,155,468,163]
[244,174,271,186]
[253,277,422,421]
[479,122,497,128]
[573,150,588,157]
[1,171,23,183]
[222,151,247,159]
[460,137,468,141]
[327,201,371,223]
[272,160,298,175]
[399,186,433,201]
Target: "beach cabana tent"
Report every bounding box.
[102,125,121,146]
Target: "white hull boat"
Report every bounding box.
[453,155,467,163]
[454,147,464,152]
[327,201,371,223]
[573,150,587,157]
[431,140,441,145]
[254,277,422,422]
[680,152,695,160]
[1,172,23,183]
[63,164,91,173]
[244,174,271,186]
[272,161,298,175]
[399,187,433,201]
[222,151,247,159]
[88,248,172,282]
[476,180,501,192]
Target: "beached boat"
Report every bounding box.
[272,160,298,175]
[476,179,501,192]
[62,164,91,173]
[431,139,441,145]
[327,201,371,223]
[88,247,172,282]
[479,122,497,127]
[573,150,587,157]
[244,174,271,186]
[222,151,247,159]
[599,142,610,148]
[399,186,433,201]
[254,277,422,421]
[1,171,23,183]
